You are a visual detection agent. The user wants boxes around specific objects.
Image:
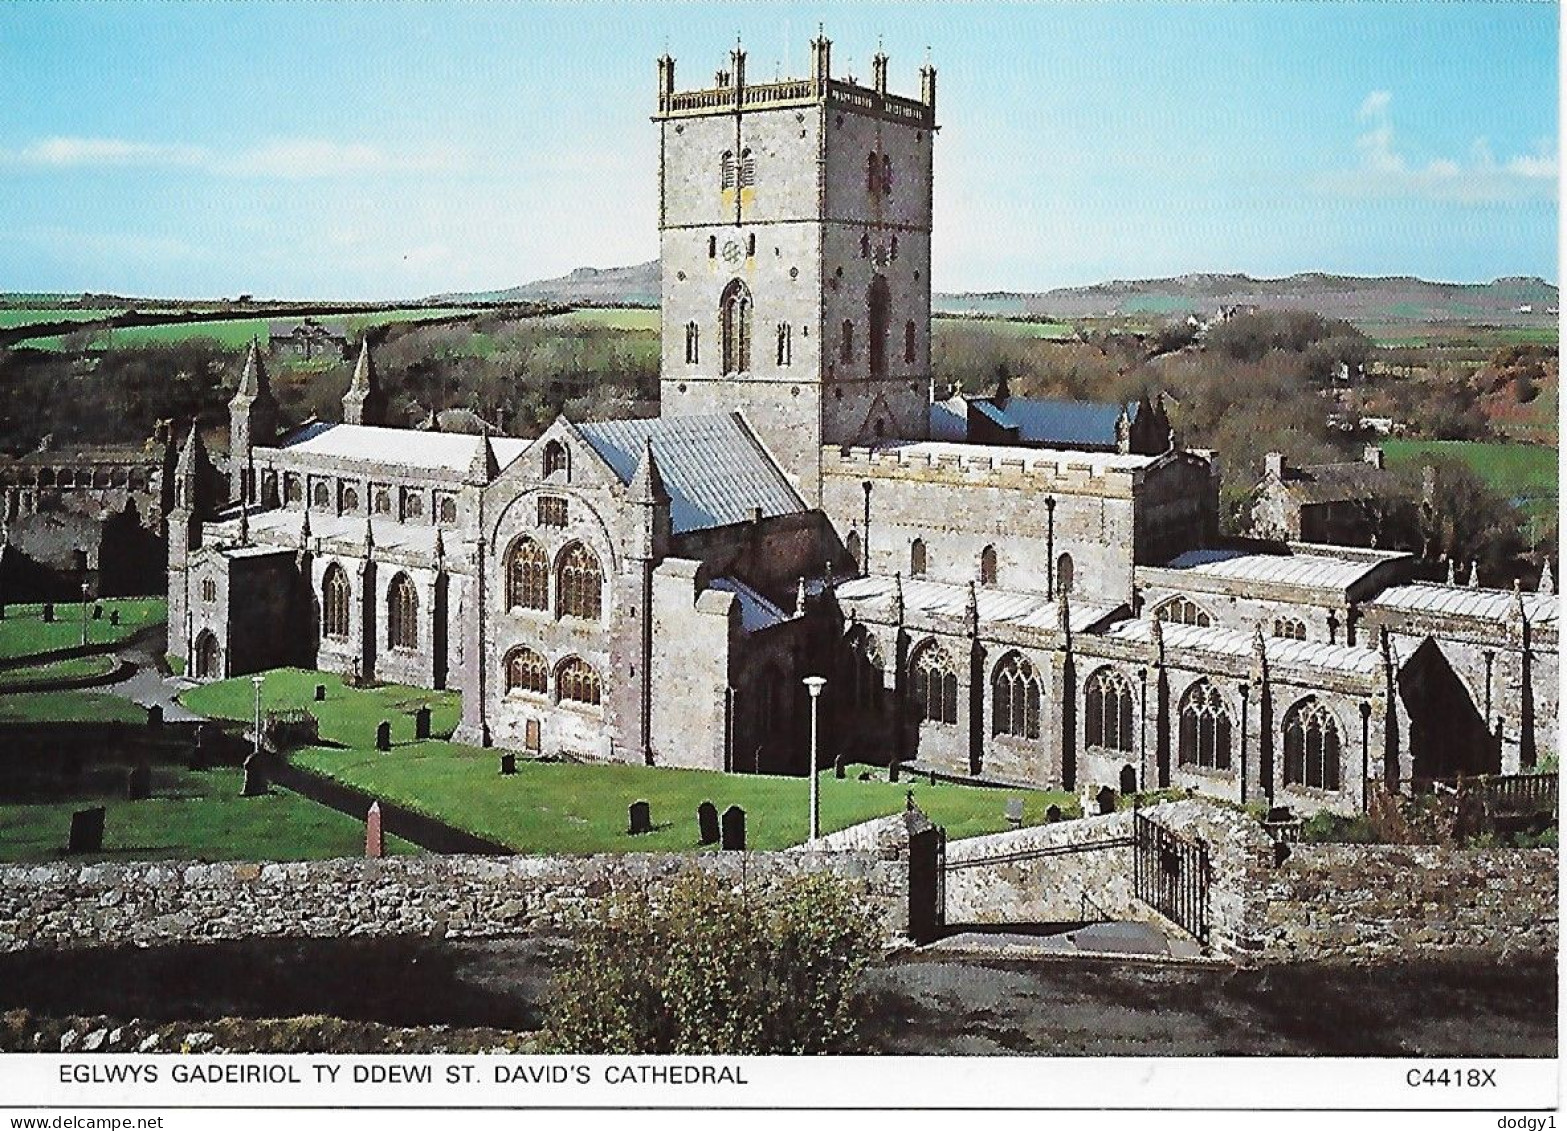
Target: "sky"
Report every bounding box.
[0,0,1558,299]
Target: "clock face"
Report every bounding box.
[721,239,743,265]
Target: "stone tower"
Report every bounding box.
[342,340,387,426]
[166,423,217,667]
[654,34,937,504]
[228,339,278,502]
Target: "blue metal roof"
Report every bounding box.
[987,397,1137,447]
[576,413,805,535]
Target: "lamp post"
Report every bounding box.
[79,581,89,647]
[251,674,265,758]
[802,675,827,843]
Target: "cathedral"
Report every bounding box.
[167,36,1556,816]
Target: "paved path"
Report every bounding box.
[100,628,207,723]
[929,921,1205,961]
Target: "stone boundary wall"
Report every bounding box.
[1243,843,1558,961]
[0,851,908,954]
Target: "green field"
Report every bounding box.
[1367,324,1559,349]
[182,669,1074,853]
[0,308,126,330]
[0,766,416,864]
[16,308,479,351]
[541,307,661,332]
[936,315,1076,340]
[0,598,165,661]
[1382,439,1559,522]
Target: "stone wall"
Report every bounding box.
[0,850,908,954]
[1243,843,1558,961]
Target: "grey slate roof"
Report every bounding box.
[575,413,805,535]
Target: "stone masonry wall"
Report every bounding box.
[1244,843,1558,961]
[0,850,907,954]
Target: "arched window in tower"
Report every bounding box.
[1178,680,1232,771]
[312,480,331,509]
[891,235,899,260]
[904,320,917,364]
[840,320,854,364]
[775,323,792,367]
[1155,596,1212,628]
[845,530,862,572]
[882,153,893,195]
[979,545,998,586]
[738,148,755,189]
[746,232,756,258]
[557,542,603,621]
[684,322,700,364]
[708,235,717,260]
[992,652,1042,739]
[387,573,418,651]
[504,646,549,697]
[506,537,549,611]
[322,564,351,640]
[1283,697,1342,790]
[860,233,870,259]
[911,641,959,725]
[867,275,890,379]
[1056,552,1074,596]
[1085,667,1135,753]
[556,656,602,707]
[910,538,927,577]
[720,279,753,375]
[866,151,879,193]
[543,439,569,479]
[720,150,736,191]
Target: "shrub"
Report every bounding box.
[539,871,882,1055]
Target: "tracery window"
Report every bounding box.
[1178,680,1232,771]
[1156,595,1211,628]
[556,656,602,707]
[720,279,753,375]
[557,542,603,621]
[911,642,959,726]
[991,652,1042,740]
[506,537,549,611]
[322,564,350,640]
[537,497,568,528]
[1284,698,1342,791]
[504,646,549,696]
[1273,616,1307,641]
[1085,667,1135,753]
[387,572,418,651]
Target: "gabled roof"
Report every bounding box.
[709,576,789,634]
[1273,460,1389,504]
[575,413,805,535]
[1155,545,1408,592]
[1368,583,1558,627]
[835,574,1122,634]
[1107,618,1381,677]
[279,423,528,475]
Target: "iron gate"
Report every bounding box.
[1133,809,1210,945]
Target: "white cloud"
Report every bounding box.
[1324,91,1556,203]
[1,135,468,179]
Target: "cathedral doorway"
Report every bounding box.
[193,631,220,680]
[1396,637,1498,782]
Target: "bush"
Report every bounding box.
[539,871,882,1055]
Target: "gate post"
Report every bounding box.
[906,819,945,944]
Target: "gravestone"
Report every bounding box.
[92,604,103,621]
[375,720,392,752]
[834,753,846,780]
[67,807,105,854]
[499,753,516,776]
[1004,798,1025,830]
[697,801,720,845]
[314,684,327,702]
[108,609,119,627]
[145,704,163,729]
[1046,804,1062,823]
[721,805,746,851]
[1096,786,1117,815]
[365,801,384,859]
[126,761,152,801]
[628,800,651,836]
[241,752,268,796]
[41,602,54,623]
[414,706,432,741]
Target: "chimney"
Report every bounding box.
[1264,452,1286,480]
[1363,445,1384,470]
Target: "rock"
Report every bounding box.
[185,1031,214,1051]
[59,1030,79,1051]
[82,1028,108,1051]
[137,1033,161,1052]
[108,1027,124,1048]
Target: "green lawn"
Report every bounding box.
[0,689,146,724]
[0,654,118,690]
[182,669,1074,853]
[0,766,416,864]
[1382,439,1558,521]
[0,598,166,660]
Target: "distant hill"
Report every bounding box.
[435,267,1559,327]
